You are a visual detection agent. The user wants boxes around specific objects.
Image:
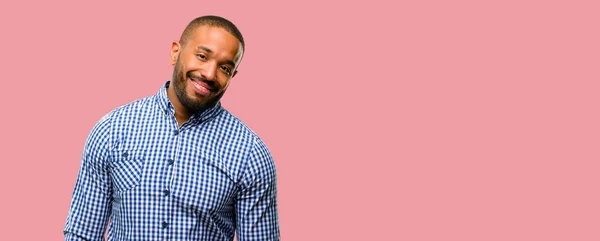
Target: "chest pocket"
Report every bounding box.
[110,149,146,194]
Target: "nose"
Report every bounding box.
[200,61,218,81]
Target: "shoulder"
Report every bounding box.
[218,110,276,177]
[87,96,156,146]
[218,109,268,147]
[108,96,157,122]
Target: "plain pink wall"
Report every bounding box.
[1,0,599,240]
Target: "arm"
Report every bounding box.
[64,115,113,241]
[236,138,280,241]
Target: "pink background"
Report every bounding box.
[1,0,599,240]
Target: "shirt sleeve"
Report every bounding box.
[236,138,281,241]
[64,114,114,241]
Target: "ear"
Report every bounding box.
[170,41,180,65]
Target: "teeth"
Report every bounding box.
[189,77,210,92]
[192,80,207,91]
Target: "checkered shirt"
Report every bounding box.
[64,81,280,241]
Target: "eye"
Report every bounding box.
[197,54,207,60]
[220,66,232,75]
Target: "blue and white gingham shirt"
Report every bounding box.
[64,81,280,241]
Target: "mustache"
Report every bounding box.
[186,72,217,90]
[187,72,205,81]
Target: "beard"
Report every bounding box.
[171,56,225,114]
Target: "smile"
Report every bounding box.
[188,77,211,95]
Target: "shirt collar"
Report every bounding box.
[156,80,223,124]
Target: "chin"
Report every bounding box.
[186,90,211,103]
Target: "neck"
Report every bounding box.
[166,84,192,127]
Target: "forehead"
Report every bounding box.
[186,26,243,62]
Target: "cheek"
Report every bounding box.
[219,79,231,91]
[178,56,195,72]
[217,75,229,84]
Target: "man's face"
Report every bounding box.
[170,26,243,113]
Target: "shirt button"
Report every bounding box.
[162,221,168,228]
[164,190,170,196]
[122,152,128,158]
[168,159,174,165]
[174,130,179,135]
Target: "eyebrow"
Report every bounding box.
[197,46,213,53]
[196,46,236,67]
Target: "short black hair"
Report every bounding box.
[179,15,245,52]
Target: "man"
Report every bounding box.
[64,15,280,241]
